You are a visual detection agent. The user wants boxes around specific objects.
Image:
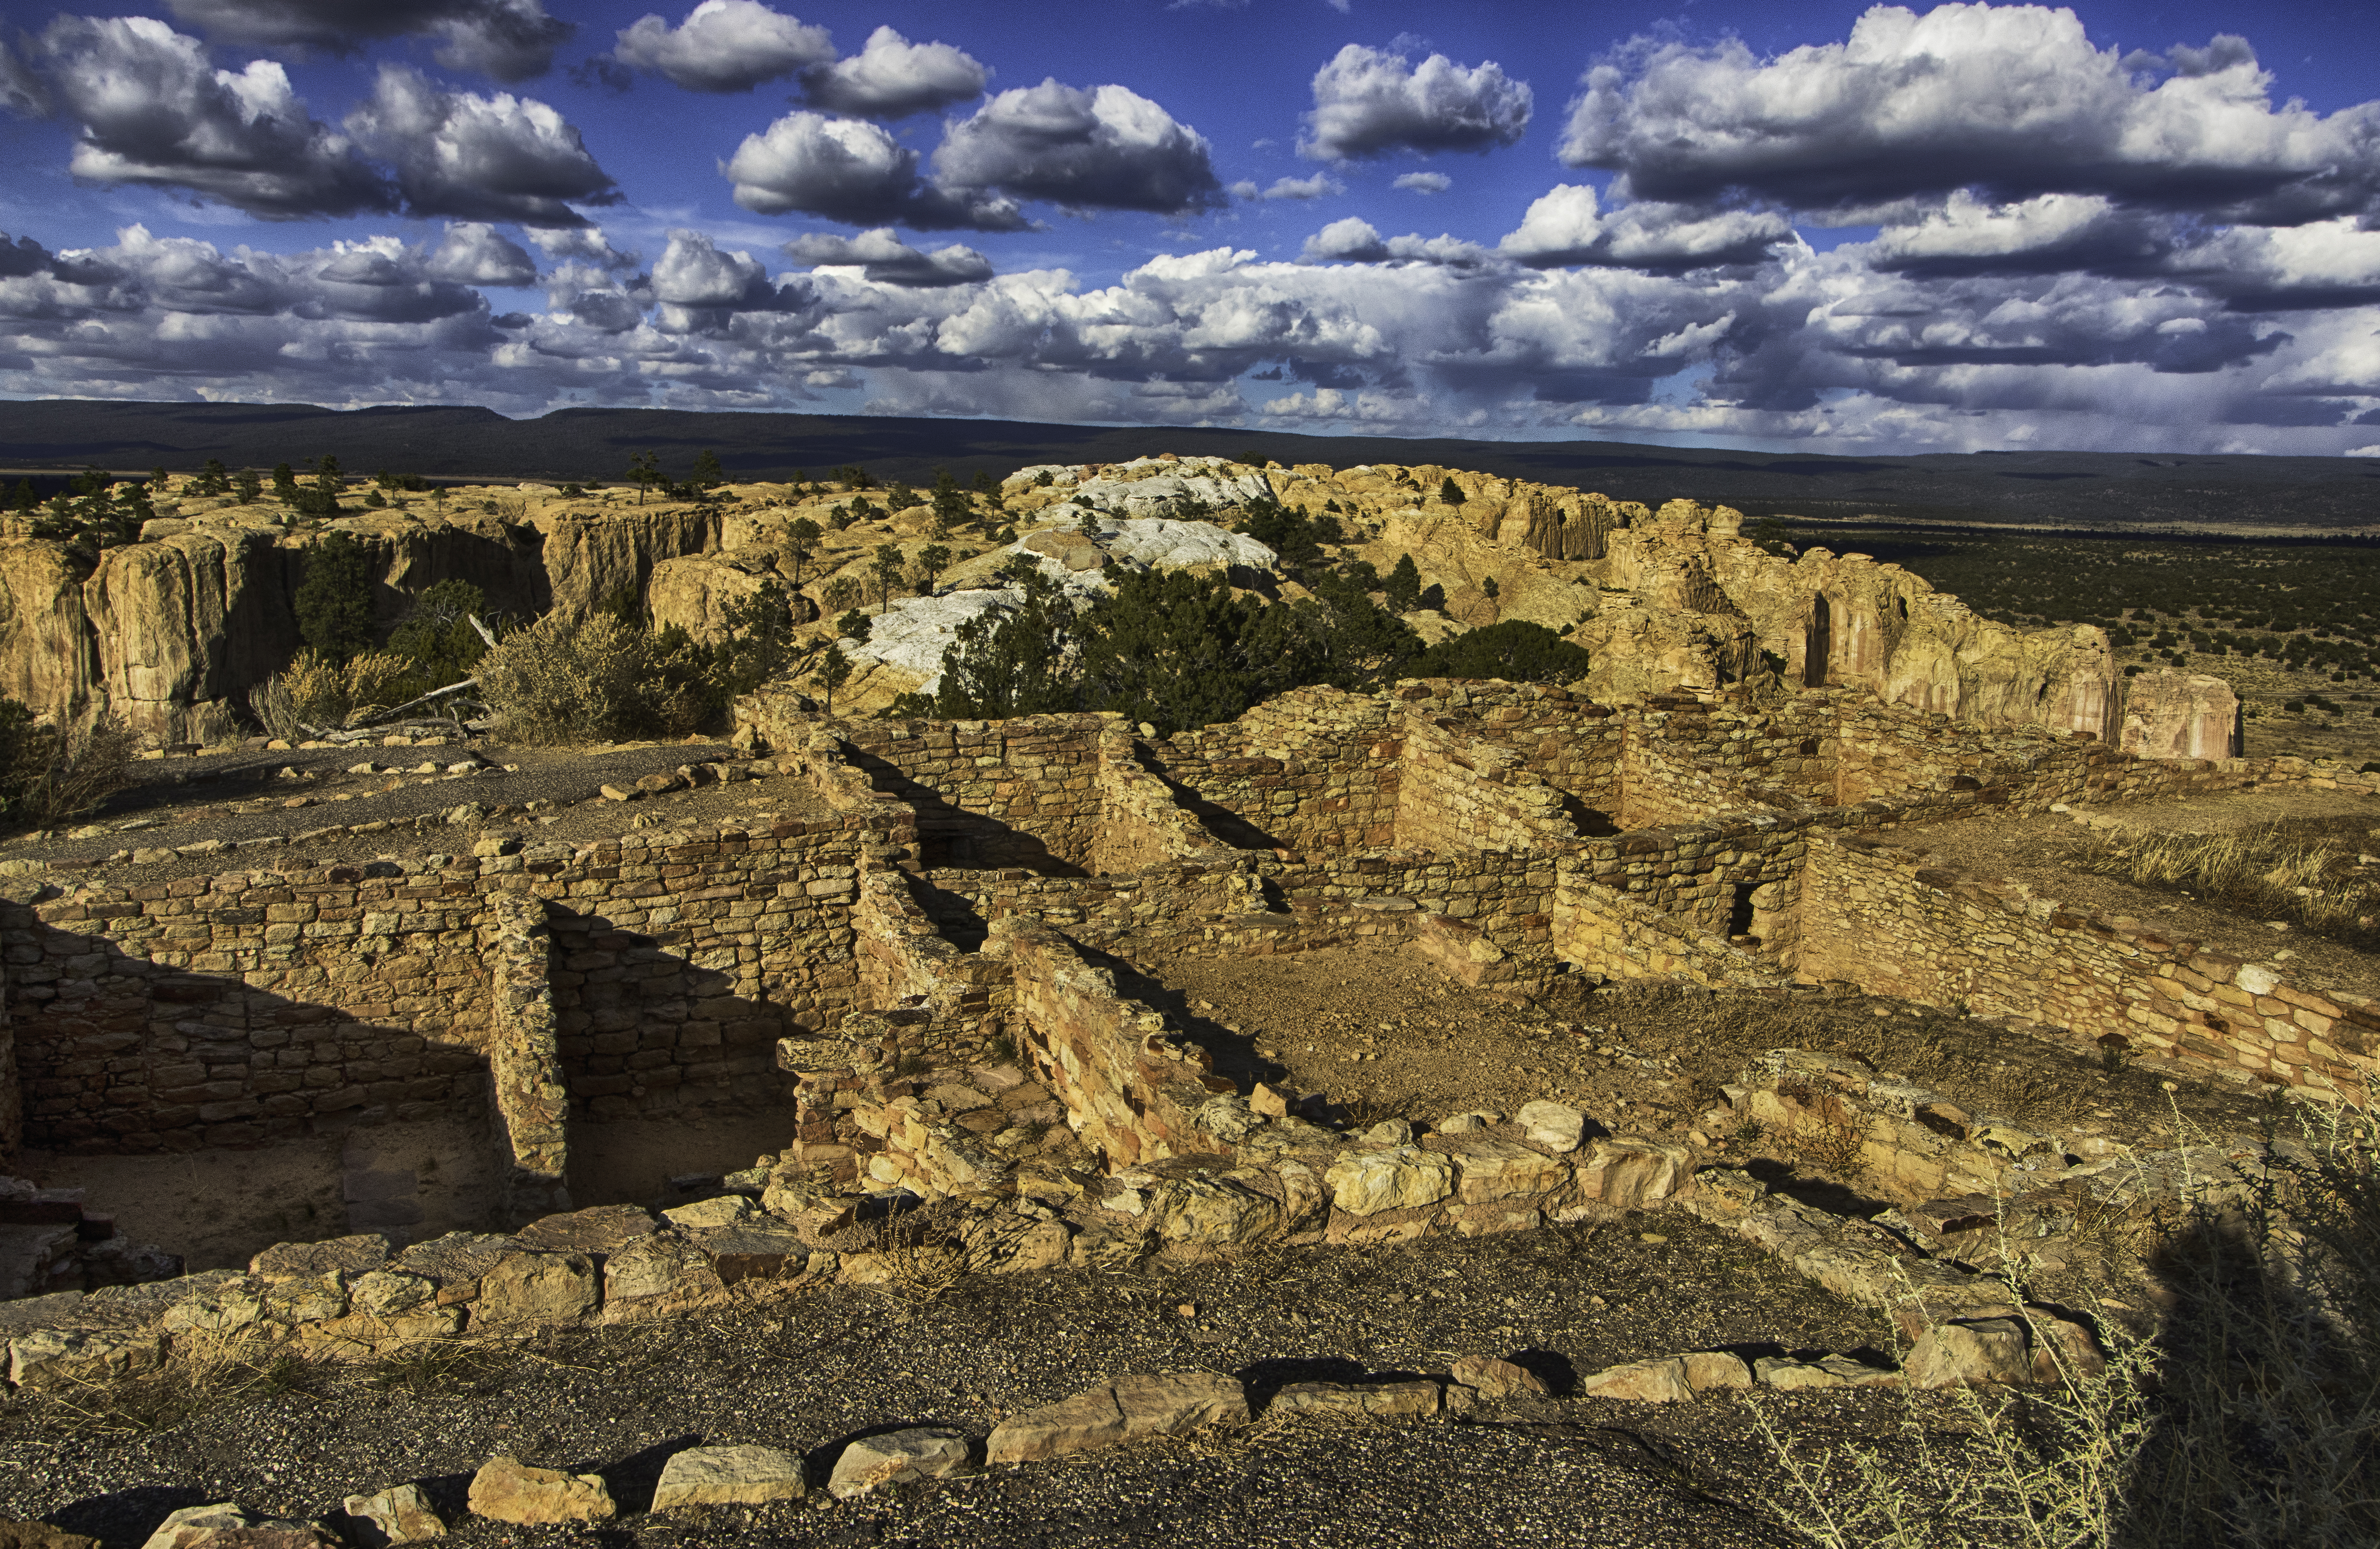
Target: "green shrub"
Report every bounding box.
[475,613,672,743]
[1406,621,1591,684]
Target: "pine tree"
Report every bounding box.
[293,532,377,660]
[1438,476,1466,506]
[692,450,726,488]
[813,643,853,712]
[1385,553,1423,612]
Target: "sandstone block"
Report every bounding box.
[1578,1357,1690,1403]
[474,1252,597,1326]
[826,1428,973,1499]
[1446,1138,1569,1203]
[661,1196,755,1229]
[140,1505,338,1549]
[1681,1351,1752,1390]
[1268,1379,1440,1420]
[0,1522,97,1549]
[1113,1370,1250,1437]
[1152,1175,1281,1249]
[652,1444,808,1509]
[987,1386,1126,1463]
[1905,1319,2032,1389]
[1450,1355,1549,1398]
[1575,1138,1690,1209]
[467,1458,615,1525]
[1324,1146,1454,1216]
[339,1484,445,1545]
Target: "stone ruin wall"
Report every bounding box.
[1796,834,2380,1100]
[1,806,904,1156]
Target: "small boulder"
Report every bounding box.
[0,1523,97,1549]
[652,1444,808,1509]
[466,1457,616,1525]
[339,1484,445,1545]
[826,1428,974,1499]
[1514,1100,1585,1153]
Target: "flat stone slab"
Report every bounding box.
[653,1444,808,1508]
[827,1429,973,1499]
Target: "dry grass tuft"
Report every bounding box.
[2080,820,2379,947]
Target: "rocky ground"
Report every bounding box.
[0,736,846,890]
[1120,946,2285,1170]
[0,1216,1908,1549]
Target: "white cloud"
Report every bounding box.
[1243,173,1343,201]
[611,0,831,93]
[1300,43,1531,161]
[1393,171,1451,193]
[1564,4,2380,224]
[933,80,1225,215]
[2347,444,2380,457]
[1498,184,1789,270]
[1301,217,1490,267]
[525,225,639,269]
[347,65,619,226]
[426,222,537,285]
[720,110,1024,230]
[165,0,571,82]
[804,25,987,117]
[784,228,993,287]
[37,15,392,219]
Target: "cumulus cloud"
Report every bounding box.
[346,65,619,226]
[933,80,1225,215]
[1394,172,1451,193]
[426,222,537,285]
[611,0,831,92]
[1299,43,1531,161]
[804,25,987,117]
[1302,217,1492,267]
[785,228,993,287]
[1563,4,2380,224]
[525,224,640,269]
[722,110,1024,230]
[1498,185,1791,270]
[1232,173,1343,201]
[1864,189,2171,276]
[164,0,571,82]
[37,15,393,218]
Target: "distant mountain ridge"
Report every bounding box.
[4,398,2378,531]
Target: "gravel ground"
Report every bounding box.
[0,1218,1901,1548]
[2,736,850,889]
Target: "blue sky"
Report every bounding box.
[6,0,2380,454]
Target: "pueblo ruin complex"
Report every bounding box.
[0,454,2371,1394]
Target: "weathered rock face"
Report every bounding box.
[2118,668,2241,760]
[0,499,714,740]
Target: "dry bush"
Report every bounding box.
[474,611,660,744]
[1754,1096,2380,1549]
[867,1198,998,1303]
[250,649,424,737]
[0,713,136,826]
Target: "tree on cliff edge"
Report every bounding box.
[295,534,377,662]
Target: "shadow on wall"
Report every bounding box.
[544,907,801,1116]
[845,749,1088,875]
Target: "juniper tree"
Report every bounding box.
[293,532,377,661]
[1385,554,1423,612]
